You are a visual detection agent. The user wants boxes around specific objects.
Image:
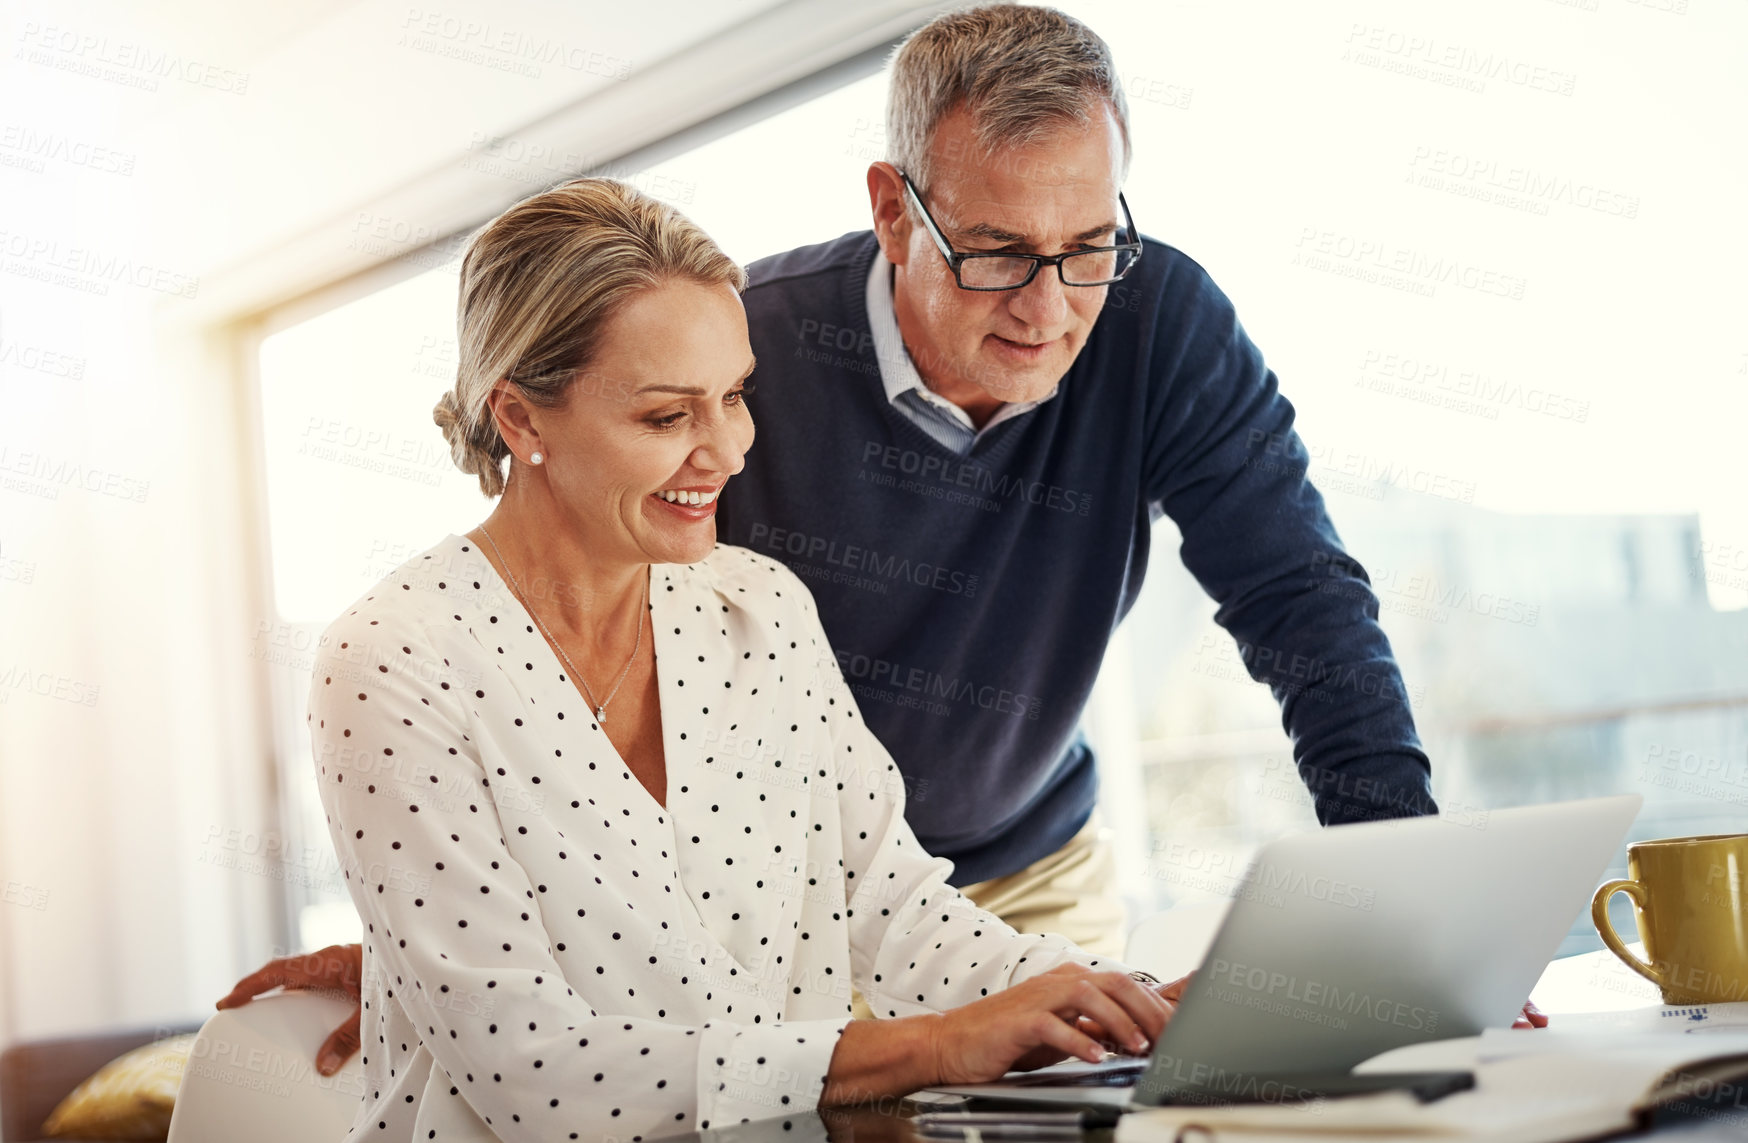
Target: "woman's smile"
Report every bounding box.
[650,482,725,520]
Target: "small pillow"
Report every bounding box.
[41,1033,197,1140]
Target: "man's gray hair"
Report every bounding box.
[886,4,1131,194]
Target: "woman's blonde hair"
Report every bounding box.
[434,178,746,497]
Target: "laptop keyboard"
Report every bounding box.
[1004,1061,1148,1088]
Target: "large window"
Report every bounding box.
[1057,0,1748,957]
[255,4,1748,958]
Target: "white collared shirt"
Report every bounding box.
[864,252,1058,455]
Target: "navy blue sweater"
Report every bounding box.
[718,231,1437,886]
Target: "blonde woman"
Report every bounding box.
[299,178,1173,1142]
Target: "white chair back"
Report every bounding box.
[167,992,361,1143]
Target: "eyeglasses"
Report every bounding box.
[900,171,1142,291]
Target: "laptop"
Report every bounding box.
[927,793,1642,1108]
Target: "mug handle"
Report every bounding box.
[1591,879,1665,988]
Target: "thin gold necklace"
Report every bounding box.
[476,524,646,724]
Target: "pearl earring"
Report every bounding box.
[530,451,544,465]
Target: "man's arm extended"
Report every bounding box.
[1141,250,1437,825]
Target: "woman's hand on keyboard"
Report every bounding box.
[929,964,1175,1081]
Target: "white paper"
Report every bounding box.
[1121,1018,1748,1143]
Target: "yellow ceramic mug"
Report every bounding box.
[1591,833,1748,1004]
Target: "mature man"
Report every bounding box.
[720,4,1440,940]
[222,5,1501,1073]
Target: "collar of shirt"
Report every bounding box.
[863,251,1058,444]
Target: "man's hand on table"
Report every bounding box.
[216,943,363,1075]
[1513,998,1550,1028]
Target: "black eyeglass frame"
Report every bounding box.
[900,171,1143,292]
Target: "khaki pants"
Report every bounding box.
[850,811,1126,1019]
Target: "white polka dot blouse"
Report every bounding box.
[307,533,1123,1142]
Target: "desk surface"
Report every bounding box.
[663,1091,1748,1143]
[665,948,1745,1143]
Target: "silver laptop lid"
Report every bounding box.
[1134,793,1641,1104]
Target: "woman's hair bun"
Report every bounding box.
[432,389,495,484]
